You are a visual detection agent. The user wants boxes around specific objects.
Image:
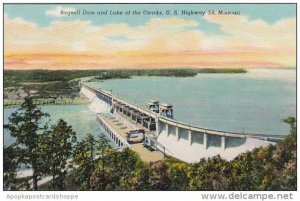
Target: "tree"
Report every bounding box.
[90,168,112,190]
[189,156,230,190]
[4,145,31,190]
[149,161,171,190]
[4,145,21,190]
[110,148,142,190]
[95,135,111,171]
[72,134,96,190]
[168,163,189,190]
[229,151,262,190]
[6,97,49,190]
[267,117,297,190]
[129,167,154,190]
[40,119,77,190]
[89,147,143,190]
[281,117,296,153]
[72,134,111,190]
[283,117,296,135]
[280,117,296,190]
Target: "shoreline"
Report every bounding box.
[4,97,89,109]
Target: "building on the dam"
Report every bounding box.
[80,83,285,163]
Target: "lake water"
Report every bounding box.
[88,69,296,136]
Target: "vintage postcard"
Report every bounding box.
[2,2,297,200]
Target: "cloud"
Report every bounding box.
[45,6,77,17]
[204,15,296,51]
[203,14,296,67]
[3,14,296,69]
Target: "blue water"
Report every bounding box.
[4,105,110,146]
[88,69,296,135]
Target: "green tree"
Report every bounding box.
[96,135,111,171]
[3,145,22,190]
[129,166,154,190]
[189,156,230,190]
[168,163,189,190]
[72,134,96,190]
[283,117,296,136]
[111,148,142,190]
[267,117,297,190]
[149,161,171,190]
[6,97,49,190]
[90,148,142,190]
[40,119,77,190]
[90,168,113,190]
[229,151,262,190]
[4,145,31,190]
[72,134,111,190]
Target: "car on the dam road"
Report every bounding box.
[126,129,145,144]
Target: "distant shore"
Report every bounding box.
[4,68,247,86]
[4,68,247,106]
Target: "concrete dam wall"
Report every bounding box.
[156,121,272,162]
[80,83,283,163]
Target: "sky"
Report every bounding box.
[4,4,296,69]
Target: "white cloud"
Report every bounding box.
[45,6,77,17]
[4,14,296,68]
[71,41,87,52]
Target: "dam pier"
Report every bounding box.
[80,82,285,163]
